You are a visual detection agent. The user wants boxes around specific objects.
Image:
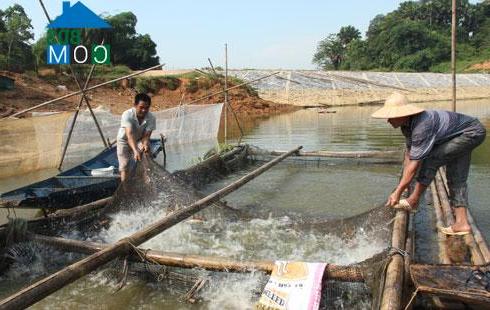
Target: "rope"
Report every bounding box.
[403,288,419,310]
[128,241,167,282]
[389,246,409,258]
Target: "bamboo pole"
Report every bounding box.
[467,211,490,263]
[224,43,228,144]
[0,147,301,309]
[57,64,98,170]
[434,171,485,265]
[0,197,112,237]
[430,182,451,264]
[38,0,108,149]
[439,168,490,263]
[451,0,457,112]
[30,233,363,281]
[403,213,415,310]
[6,64,164,119]
[206,58,244,143]
[380,209,408,310]
[251,149,402,159]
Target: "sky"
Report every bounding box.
[1,0,478,69]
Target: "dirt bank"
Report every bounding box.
[0,71,298,117]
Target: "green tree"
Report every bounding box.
[312,34,344,69]
[338,26,361,47]
[0,4,34,72]
[313,25,361,70]
[105,12,159,69]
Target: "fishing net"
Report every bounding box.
[247,145,403,167]
[0,145,399,309]
[0,103,223,178]
[0,113,71,178]
[57,104,223,168]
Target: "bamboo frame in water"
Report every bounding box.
[29,233,364,281]
[0,147,301,310]
[250,149,402,159]
[434,170,485,265]
[438,167,490,263]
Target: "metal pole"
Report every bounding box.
[224,43,228,144]
[451,0,457,112]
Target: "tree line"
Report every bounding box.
[0,4,159,72]
[313,0,490,72]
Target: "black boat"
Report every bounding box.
[0,139,163,210]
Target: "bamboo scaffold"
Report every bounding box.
[0,146,302,310]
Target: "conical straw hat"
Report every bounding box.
[371,93,424,118]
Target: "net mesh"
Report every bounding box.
[1,145,397,308]
[0,113,71,178]
[0,104,223,178]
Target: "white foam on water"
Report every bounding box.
[82,199,387,309]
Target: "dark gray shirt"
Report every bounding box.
[401,110,483,160]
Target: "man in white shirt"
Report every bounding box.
[117,93,156,181]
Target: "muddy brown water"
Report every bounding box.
[0,100,489,309]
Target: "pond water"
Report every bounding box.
[0,99,489,309]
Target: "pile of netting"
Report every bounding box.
[0,145,399,309]
[0,103,223,178]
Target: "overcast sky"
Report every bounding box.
[2,0,481,69]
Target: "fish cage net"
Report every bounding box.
[0,103,223,178]
[0,145,398,309]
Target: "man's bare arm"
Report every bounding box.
[125,127,140,158]
[396,159,420,194]
[141,130,152,153]
[386,150,421,207]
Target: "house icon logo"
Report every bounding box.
[46,1,112,65]
[48,1,111,29]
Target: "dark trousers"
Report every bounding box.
[416,121,486,208]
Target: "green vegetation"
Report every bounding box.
[104,12,159,70]
[185,79,199,93]
[0,4,160,73]
[0,4,35,72]
[313,0,490,72]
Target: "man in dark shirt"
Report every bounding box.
[372,93,486,235]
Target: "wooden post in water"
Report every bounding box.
[451,0,457,112]
[0,146,301,310]
[224,43,229,144]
